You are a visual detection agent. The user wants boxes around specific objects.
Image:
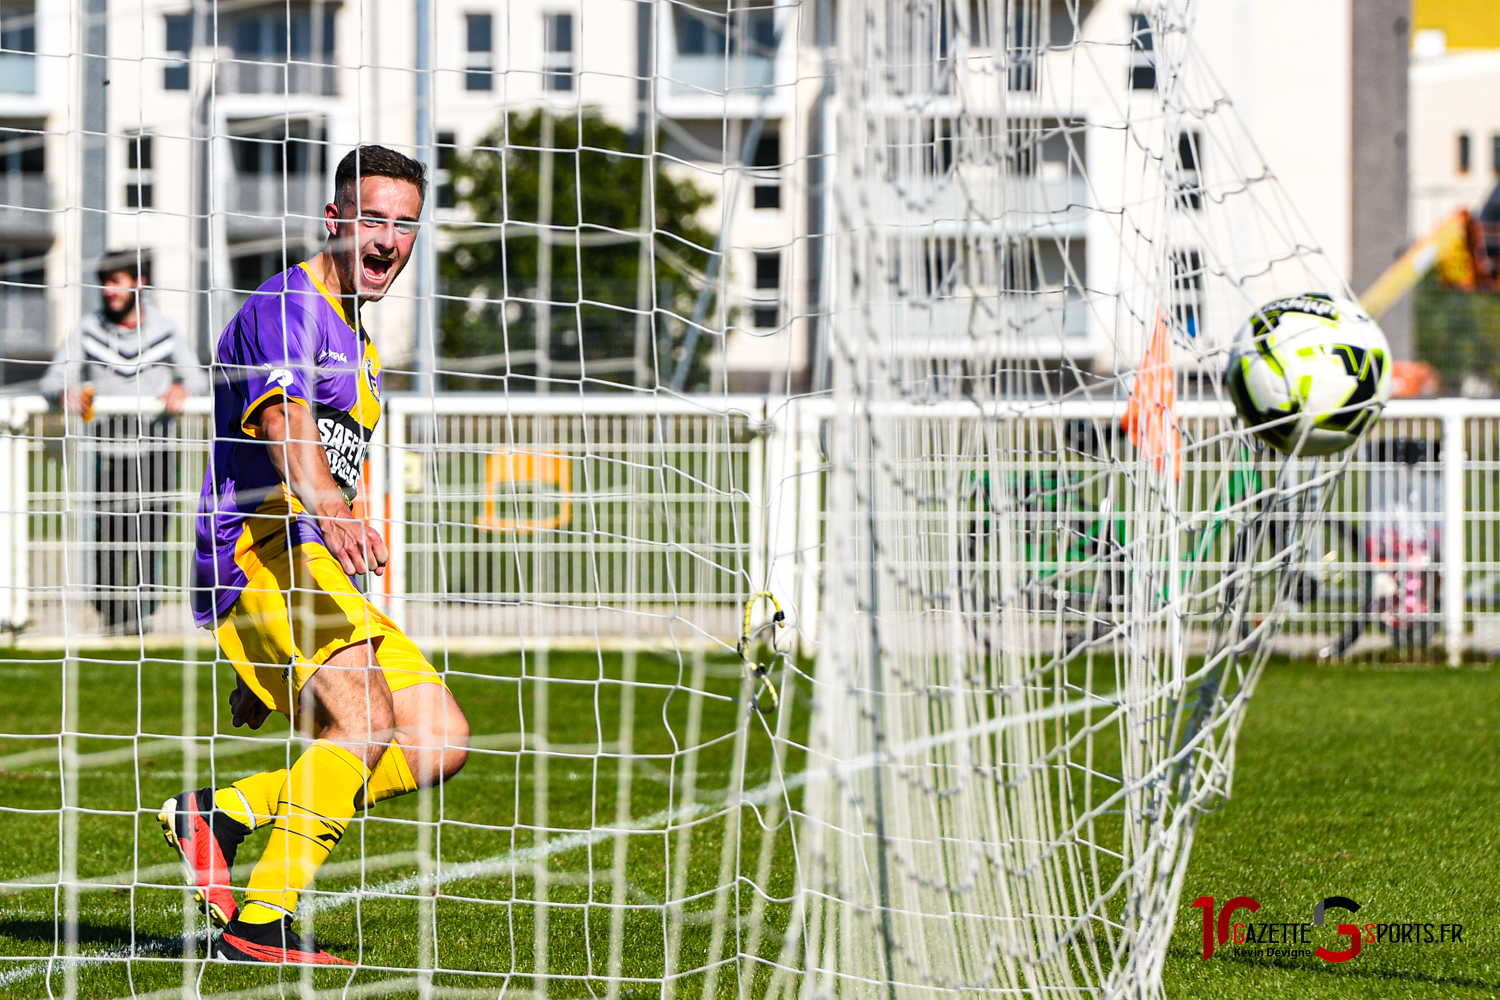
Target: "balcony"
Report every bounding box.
[0,176,52,240]
[0,53,34,94]
[217,60,337,96]
[895,291,1092,359]
[223,175,326,239]
[872,174,1092,239]
[658,4,789,118]
[669,53,776,96]
[0,291,50,361]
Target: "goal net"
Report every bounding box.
[0,0,1361,997]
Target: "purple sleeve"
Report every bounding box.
[233,290,320,435]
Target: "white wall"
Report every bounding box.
[1411,50,1500,235]
[1193,0,1354,287]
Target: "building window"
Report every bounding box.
[904,115,1001,180]
[924,117,958,176]
[0,245,42,283]
[125,135,153,209]
[0,244,47,378]
[967,0,991,48]
[1048,0,1091,48]
[1458,132,1472,174]
[1000,241,1039,292]
[436,131,457,208]
[753,251,780,328]
[675,8,722,55]
[0,1,35,92]
[164,14,191,90]
[752,132,780,210]
[227,9,336,95]
[674,7,775,62]
[232,250,294,293]
[228,118,327,231]
[543,13,574,92]
[0,1,36,95]
[231,119,327,177]
[755,251,780,290]
[231,11,336,63]
[1171,249,1203,338]
[0,1,33,53]
[0,123,43,175]
[1006,1,1041,91]
[465,14,493,91]
[1175,130,1202,210]
[1129,12,1154,90]
[921,238,1041,299]
[748,8,776,52]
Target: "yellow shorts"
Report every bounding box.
[214,538,440,717]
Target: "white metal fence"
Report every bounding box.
[0,393,1494,663]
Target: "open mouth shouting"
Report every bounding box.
[361,254,395,288]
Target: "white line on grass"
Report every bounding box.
[0,738,265,772]
[119,977,506,1000]
[0,731,531,773]
[1,852,423,894]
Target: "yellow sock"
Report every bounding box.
[214,770,287,830]
[354,740,418,809]
[240,741,370,924]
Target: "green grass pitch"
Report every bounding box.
[0,650,1496,998]
[0,647,805,998]
[1162,660,1500,999]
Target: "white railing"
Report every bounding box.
[0,393,1492,663]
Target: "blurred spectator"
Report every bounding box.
[39,250,207,634]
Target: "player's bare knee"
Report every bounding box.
[392,683,469,780]
[440,731,470,774]
[417,698,468,781]
[440,691,470,779]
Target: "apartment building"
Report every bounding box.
[0,0,804,389]
[0,0,1400,390]
[0,0,60,385]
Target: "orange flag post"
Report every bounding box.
[1121,311,1180,480]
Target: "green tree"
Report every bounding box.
[1415,272,1500,392]
[438,110,717,391]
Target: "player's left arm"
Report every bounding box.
[258,398,388,577]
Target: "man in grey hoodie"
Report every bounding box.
[40,250,207,634]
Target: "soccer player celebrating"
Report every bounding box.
[160,145,469,965]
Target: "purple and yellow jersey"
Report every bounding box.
[192,263,382,626]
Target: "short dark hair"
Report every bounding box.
[97,249,150,285]
[333,145,427,209]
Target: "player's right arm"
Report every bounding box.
[257,399,389,577]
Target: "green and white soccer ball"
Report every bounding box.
[1225,293,1392,456]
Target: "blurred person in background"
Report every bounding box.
[40,250,207,634]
